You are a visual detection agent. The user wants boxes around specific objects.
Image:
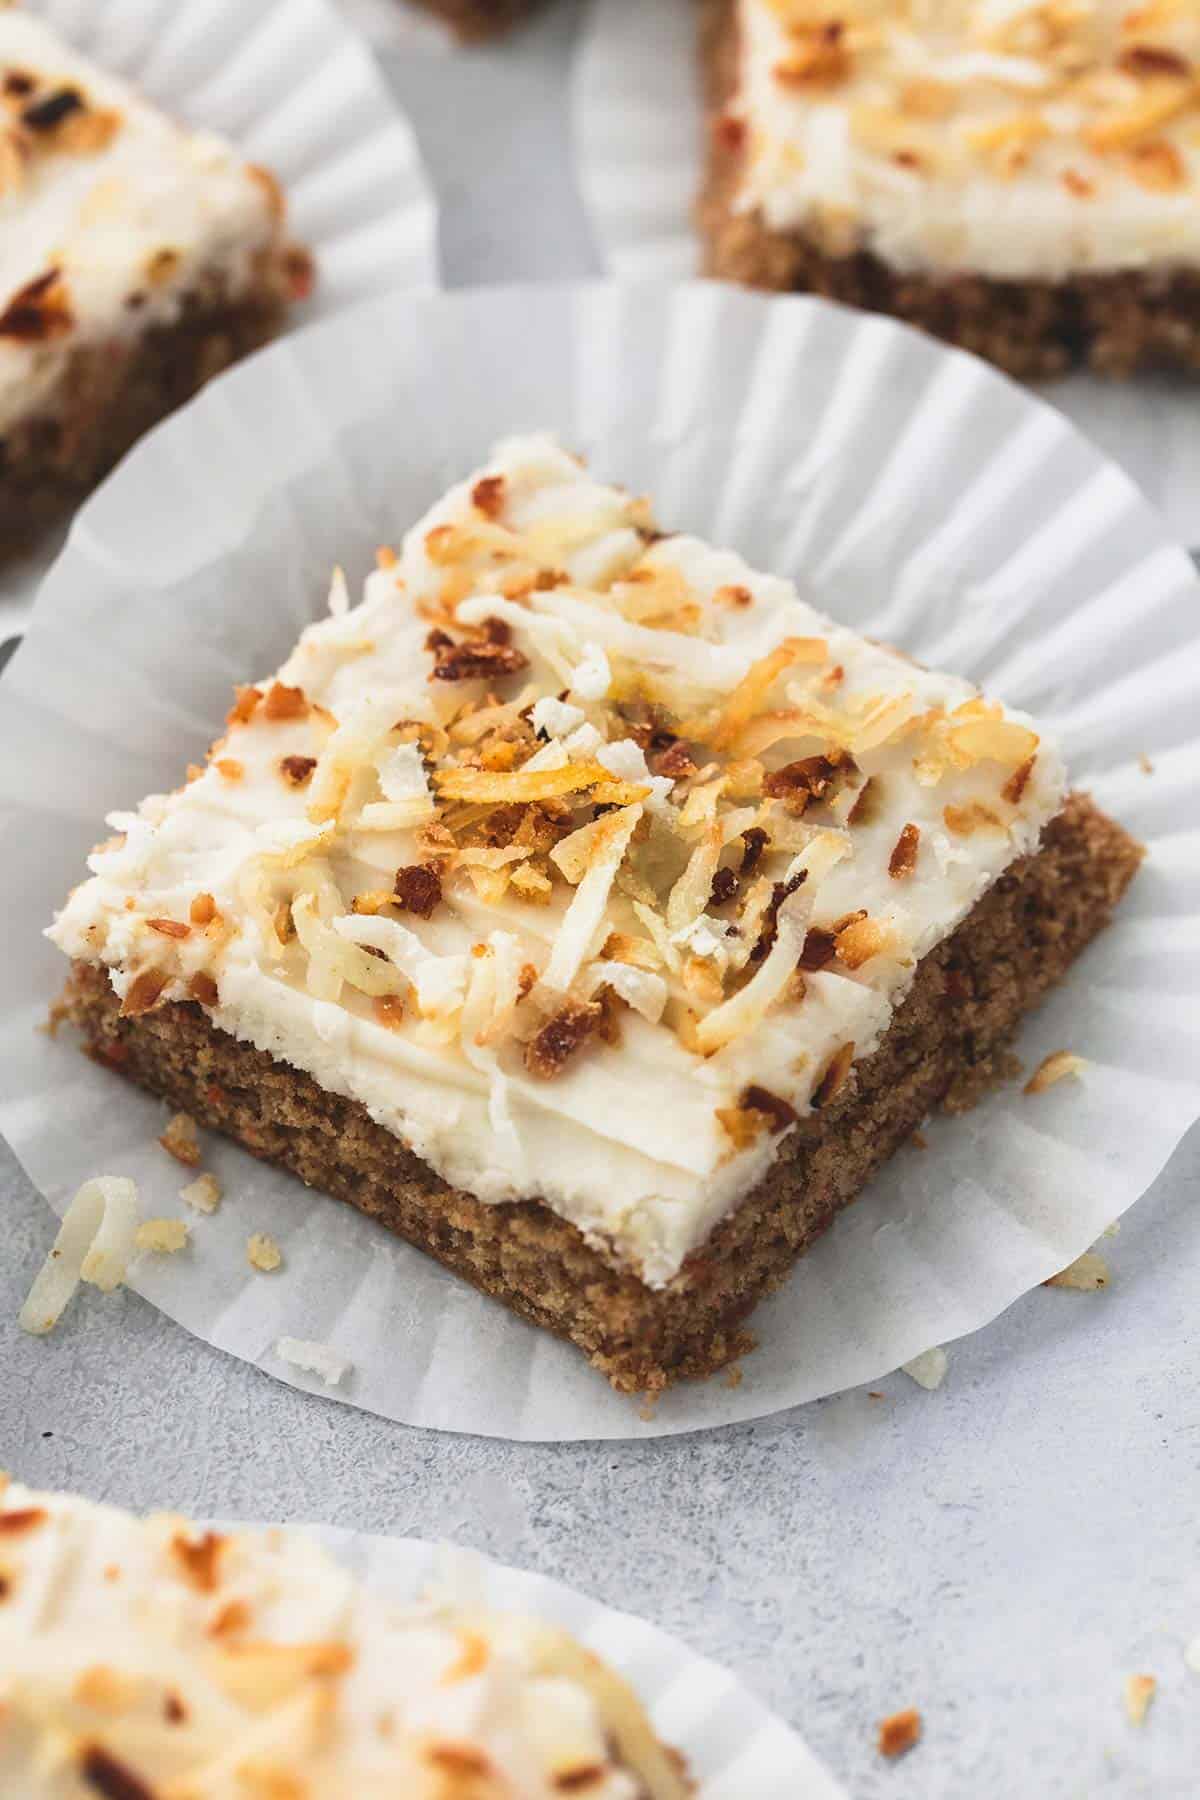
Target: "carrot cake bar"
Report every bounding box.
[48,434,1141,1391]
[0,7,311,562]
[700,0,1200,378]
[0,1477,690,1796]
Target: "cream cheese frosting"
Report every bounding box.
[0,1478,685,1798]
[0,8,291,434]
[48,433,1065,1288]
[732,0,1200,281]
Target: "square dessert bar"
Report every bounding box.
[700,0,1200,379]
[0,1479,691,1796]
[0,9,311,561]
[51,435,1141,1392]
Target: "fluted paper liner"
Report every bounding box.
[219,1523,844,1797]
[1,283,1197,1440]
[0,0,436,632]
[573,0,1200,546]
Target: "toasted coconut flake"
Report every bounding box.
[159,1112,201,1167]
[1124,1674,1156,1726]
[813,1040,855,1107]
[835,914,893,970]
[582,959,668,1022]
[275,1337,350,1386]
[262,682,308,722]
[901,1347,947,1391]
[1024,1049,1086,1094]
[190,892,218,926]
[943,801,1008,836]
[19,1176,140,1334]
[147,916,189,940]
[1045,1250,1110,1291]
[697,638,828,750]
[888,823,920,878]
[120,968,167,1018]
[435,759,612,805]
[293,897,408,1005]
[543,806,642,994]
[332,914,467,1020]
[695,878,813,1055]
[877,1708,922,1758]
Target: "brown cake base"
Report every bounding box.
[0,282,292,567]
[58,793,1140,1394]
[412,0,541,41]
[698,0,1200,381]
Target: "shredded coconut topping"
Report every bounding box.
[0,1481,689,1798]
[47,433,1064,1289]
[733,0,1200,281]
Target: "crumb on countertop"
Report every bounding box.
[1124,1674,1156,1726]
[180,1172,222,1215]
[878,1708,921,1758]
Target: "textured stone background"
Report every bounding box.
[4,5,1200,1795]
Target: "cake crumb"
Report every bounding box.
[723,1364,744,1390]
[1024,1049,1086,1095]
[180,1173,222,1215]
[135,1219,188,1254]
[877,1708,921,1758]
[246,1233,282,1273]
[276,1337,350,1387]
[1138,752,1154,775]
[1124,1674,1156,1726]
[901,1347,947,1390]
[158,1112,201,1167]
[1045,1250,1110,1291]
[910,1129,929,1150]
[867,1391,886,1401]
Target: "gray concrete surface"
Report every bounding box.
[3,6,1200,1795]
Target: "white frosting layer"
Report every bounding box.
[49,434,1065,1287]
[0,1481,675,1798]
[0,10,287,433]
[735,0,1200,280]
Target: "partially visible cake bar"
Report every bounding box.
[0,1477,692,1796]
[0,9,311,561]
[699,0,1200,378]
[49,435,1141,1391]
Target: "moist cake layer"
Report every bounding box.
[60,792,1142,1391]
[0,10,304,440]
[0,1479,688,1796]
[49,434,1068,1291]
[721,1,1200,284]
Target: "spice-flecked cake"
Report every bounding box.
[0,1477,690,1796]
[49,435,1141,1392]
[700,0,1200,378]
[0,7,312,561]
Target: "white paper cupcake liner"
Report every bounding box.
[215,1523,845,1798]
[0,0,436,633]
[1,281,1198,1441]
[573,0,1200,546]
